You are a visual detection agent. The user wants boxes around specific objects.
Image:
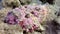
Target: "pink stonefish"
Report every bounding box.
[4,5,48,32]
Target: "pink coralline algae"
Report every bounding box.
[4,5,48,32]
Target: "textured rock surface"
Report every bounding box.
[2,0,20,8]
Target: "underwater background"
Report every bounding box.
[0,0,60,34]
